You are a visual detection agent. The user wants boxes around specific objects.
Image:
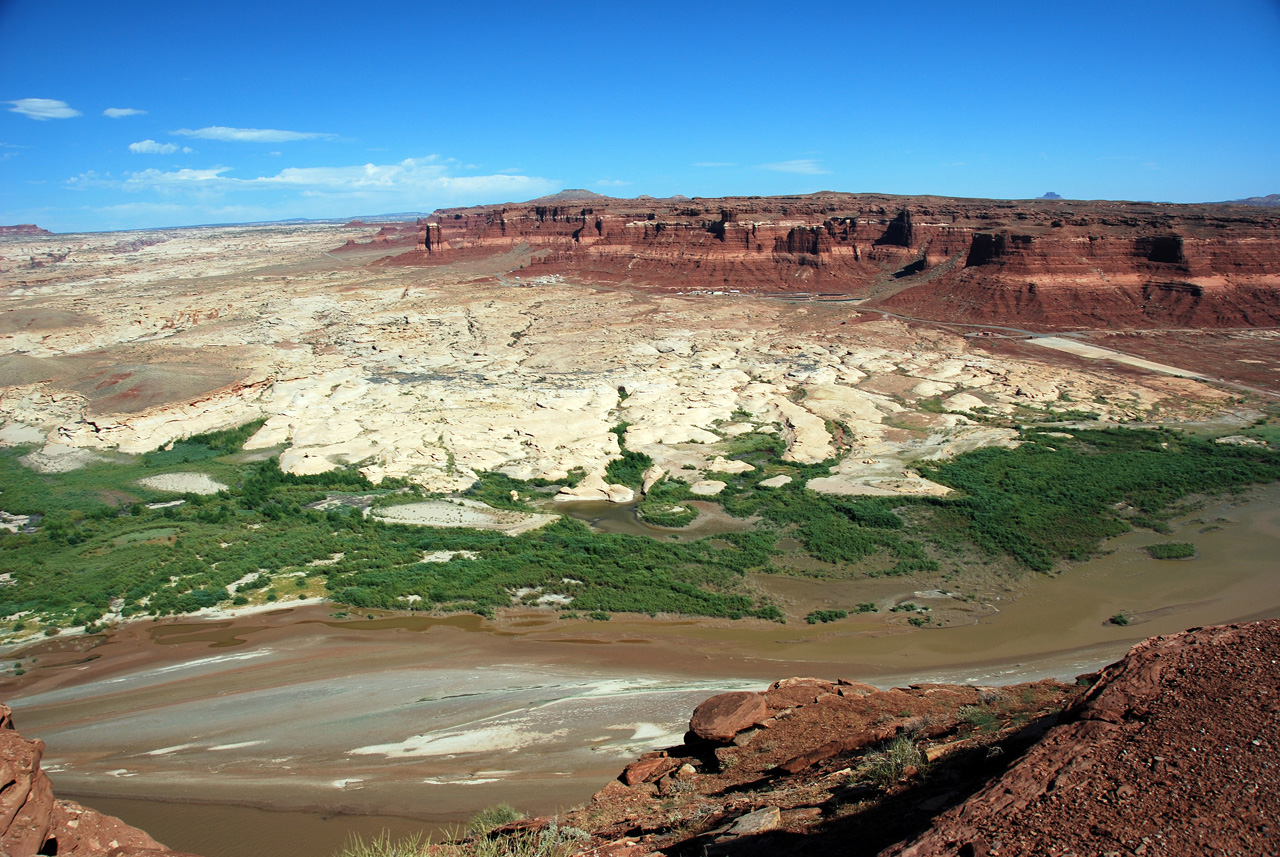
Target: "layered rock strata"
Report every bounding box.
[0,221,1237,497]
[377,192,1280,330]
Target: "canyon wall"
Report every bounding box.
[376,192,1280,330]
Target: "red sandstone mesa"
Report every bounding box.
[359,191,1280,331]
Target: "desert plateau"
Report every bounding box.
[1,191,1279,857]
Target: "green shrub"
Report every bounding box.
[604,423,653,488]
[637,477,698,527]
[959,704,1000,732]
[805,609,847,625]
[862,736,925,787]
[1145,542,1195,559]
[333,830,432,857]
[468,803,523,835]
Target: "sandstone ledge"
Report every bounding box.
[0,703,199,856]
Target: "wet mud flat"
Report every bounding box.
[3,485,1280,857]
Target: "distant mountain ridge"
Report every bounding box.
[1224,193,1280,207]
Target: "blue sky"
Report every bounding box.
[2,0,1279,232]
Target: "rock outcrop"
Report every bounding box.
[0,703,197,856]
[377,192,1280,331]
[543,620,1279,857]
[890,620,1280,857]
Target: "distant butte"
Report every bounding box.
[358,191,1280,331]
[0,224,52,235]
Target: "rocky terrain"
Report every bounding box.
[0,703,195,856]
[372,191,1280,331]
[8,619,1274,857]
[486,619,1278,856]
[2,205,1278,857]
[0,218,1246,500]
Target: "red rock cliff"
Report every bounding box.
[0,703,198,856]
[374,192,1280,330]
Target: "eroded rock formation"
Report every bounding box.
[0,703,197,856]
[376,192,1280,330]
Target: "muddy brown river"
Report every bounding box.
[4,486,1279,857]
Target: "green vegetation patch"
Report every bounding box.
[604,423,653,488]
[637,477,698,528]
[1,423,1277,632]
[915,428,1280,572]
[0,424,781,629]
[1145,542,1196,560]
[112,528,177,546]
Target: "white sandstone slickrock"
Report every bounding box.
[0,223,1231,500]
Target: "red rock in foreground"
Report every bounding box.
[689,691,769,742]
[890,620,1280,857]
[550,620,1279,856]
[0,704,197,857]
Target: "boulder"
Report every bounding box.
[556,471,635,504]
[689,691,768,742]
[707,456,754,474]
[620,756,679,786]
[723,806,781,837]
[764,677,838,710]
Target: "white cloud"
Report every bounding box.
[123,167,232,188]
[104,107,146,118]
[66,157,558,228]
[173,126,334,143]
[7,98,81,120]
[86,157,554,204]
[129,139,180,154]
[758,159,830,175]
